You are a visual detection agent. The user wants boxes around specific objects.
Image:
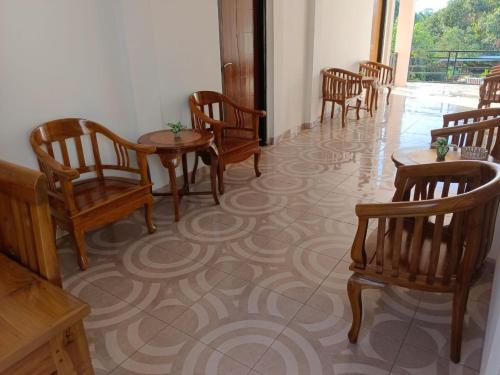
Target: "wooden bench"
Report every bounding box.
[0,159,93,374]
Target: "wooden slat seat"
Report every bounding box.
[71,177,146,212]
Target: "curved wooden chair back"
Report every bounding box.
[431,118,500,159]
[322,68,363,100]
[443,108,500,127]
[0,159,61,286]
[362,61,393,86]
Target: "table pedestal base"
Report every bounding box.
[156,147,219,221]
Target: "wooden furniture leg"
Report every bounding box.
[450,289,470,363]
[347,274,385,343]
[181,153,189,193]
[160,155,181,221]
[144,198,156,234]
[320,100,326,123]
[209,147,220,205]
[191,152,199,183]
[71,227,88,271]
[254,151,262,177]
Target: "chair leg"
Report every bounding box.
[331,102,335,118]
[254,150,262,177]
[375,90,379,110]
[341,103,346,128]
[450,289,470,363]
[320,100,326,123]
[144,200,156,234]
[218,161,225,195]
[347,274,384,343]
[51,219,57,241]
[386,87,392,105]
[191,152,199,184]
[71,228,88,270]
[356,99,361,120]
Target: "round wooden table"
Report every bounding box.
[138,129,219,221]
[391,147,498,167]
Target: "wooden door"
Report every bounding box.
[370,0,387,61]
[219,0,266,142]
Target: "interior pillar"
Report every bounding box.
[393,0,415,86]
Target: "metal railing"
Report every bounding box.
[408,50,500,84]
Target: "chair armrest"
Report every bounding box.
[33,149,80,180]
[189,104,226,147]
[89,123,155,154]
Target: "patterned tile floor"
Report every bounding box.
[59,91,494,375]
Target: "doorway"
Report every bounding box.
[218,0,267,145]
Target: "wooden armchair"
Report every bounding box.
[347,161,500,363]
[321,68,363,127]
[189,91,266,194]
[431,117,500,159]
[479,73,500,108]
[443,107,500,127]
[0,159,93,374]
[361,60,394,107]
[30,118,156,270]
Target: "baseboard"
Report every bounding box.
[267,113,329,145]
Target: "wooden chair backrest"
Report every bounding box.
[353,161,500,289]
[359,63,380,79]
[30,118,142,195]
[190,91,225,124]
[443,108,500,127]
[362,61,393,85]
[189,90,260,136]
[431,118,500,159]
[488,65,500,76]
[480,74,500,105]
[0,159,61,286]
[322,68,363,99]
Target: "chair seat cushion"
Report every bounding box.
[364,219,452,280]
[71,177,145,212]
[221,136,258,153]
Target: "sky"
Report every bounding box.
[415,0,449,12]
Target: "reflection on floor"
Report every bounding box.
[59,92,492,375]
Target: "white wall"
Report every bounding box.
[269,0,312,140]
[120,0,222,185]
[307,0,374,124]
[0,0,222,187]
[0,0,374,182]
[0,0,137,169]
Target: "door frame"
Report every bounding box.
[217,0,268,145]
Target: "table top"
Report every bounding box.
[138,129,213,154]
[392,147,499,167]
[0,253,89,371]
